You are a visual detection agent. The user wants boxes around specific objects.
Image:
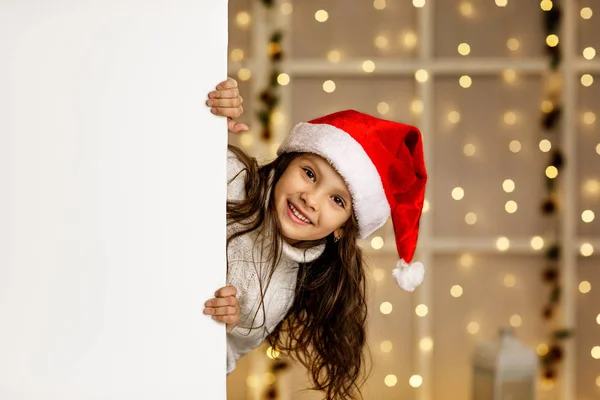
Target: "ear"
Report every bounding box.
[333,228,344,240]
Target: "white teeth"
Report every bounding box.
[289,202,311,224]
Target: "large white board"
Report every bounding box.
[0,1,228,399]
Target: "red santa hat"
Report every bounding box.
[277,110,428,292]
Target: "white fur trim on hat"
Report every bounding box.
[278,122,390,239]
[392,259,424,292]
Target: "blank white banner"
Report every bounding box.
[0,1,228,399]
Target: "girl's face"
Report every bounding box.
[274,153,353,244]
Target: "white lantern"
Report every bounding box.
[472,328,538,400]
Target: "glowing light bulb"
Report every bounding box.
[546,34,559,47]
[280,3,293,15]
[452,187,465,200]
[420,337,434,351]
[459,75,472,88]
[266,346,280,359]
[541,100,554,113]
[539,139,552,152]
[402,31,418,49]
[448,111,461,124]
[460,253,474,268]
[583,111,596,124]
[583,47,596,60]
[496,237,510,251]
[458,43,471,56]
[537,343,549,356]
[579,280,591,293]
[459,2,474,17]
[411,99,424,114]
[592,346,600,359]
[531,236,544,250]
[580,7,593,19]
[546,166,558,179]
[377,102,390,115]
[581,74,594,87]
[362,60,376,73]
[503,69,517,84]
[277,73,290,86]
[505,200,518,213]
[314,10,329,22]
[374,35,389,49]
[540,0,553,11]
[380,301,393,314]
[413,0,426,8]
[415,69,429,82]
[450,285,463,297]
[373,268,385,281]
[422,199,430,212]
[465,212,477,225]
[582,210,595,223]
[327,50,341,63]
[236,11,252,27]
[507,38,520,51]
[384,375,398,387]
[504,111,517,125]
[371,236,384,249]
[415,304,428,317]
[373,0,386,10]
[580,243,594,257]
[509,140,522,153]
[237,68,252,81]
[463,143,476,156]
[503,179,515,193]
[510,314,522,327]
[504,274,516,287]
[495,0,508,7]
[467,322,480,334]
[230,48,244,62]
[409,375,423,388]
[322,80,336,93]
[380,340,393,352]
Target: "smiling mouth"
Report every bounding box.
[287,201,312,225]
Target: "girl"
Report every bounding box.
[205,78,428,399]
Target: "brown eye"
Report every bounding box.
[332,196,345,208]
[303,168,316,181]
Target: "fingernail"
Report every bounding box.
[208,91,216,98]
[216,85,222,90]
[211,108,217,114]
[211,316,217,320]
[206,100,213,106]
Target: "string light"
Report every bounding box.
[546,34,559,47]
[458,43,471,56]
[384,375,398,387]
[541,379,554,391]
[415,69,429,82]
[465,212,477,225]
[460,253,474,268]
[373,268,385,281]
[467,322,480,334]
[371,236,384,249]
[539,139,552,152]
[452,187,465,200]
[380,340,393,353]
[506,38,520,51]
[236,11,251,28]
[597,143,600,155]
[448,111,461,124]
[280,3,293,15]
[579,281,591,293]
[420,337,434,352]
[463,143,476,156]
[373,0,387,10]
[230,48,244,62]
[505,200,518,213]
[327,50,341,63]
[540,0,553,11]
[580,7,593,19]
[545,166,558,179]
[415,304,428,317]
[272,111,284,125]
[503,179,516,193]
[503,69,518,84]
[246,374,260,388]
[495,0,508,7]
[581,74,594,87]
[584,179,600,195]
[450,285,464,297]
[264,372,275,385]
[580,243,594,257]
[509,314,522,327]
[537,343,549,356]
[237,68,251,81]
[409,375,423,388]
[504,111,517,125]
[583,111,596,124]
[362,60,376,73]
[322,80,336,93]
[412,0,425,8]
[374,35,389,49]
[380,301,393,314]
[496,237,510,251]
[531,236,545,250]
[314,10,329,22]
[422,199,430,212]
[504,274,516,288]
[240,132,254,148]
[277,73,290,86]
[541,100,554,113]
[402,31,418,49]
[459,75,472,88]
[459,2,474,17]
[582,210,595,223]
[509,140,522,153]
[592,346,600,359]
[411,99,424,114]
[583,47,596,60]
[597,314,600,325]
[377,102,390,115]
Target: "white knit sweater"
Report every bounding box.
[226,150,325,374]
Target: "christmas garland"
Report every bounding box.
[257,0,284,142]
[538,0,573,382]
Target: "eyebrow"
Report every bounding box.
[307,156,352,201]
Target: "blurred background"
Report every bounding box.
[224,1,600,399]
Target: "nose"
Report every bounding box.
[300,190,319,211]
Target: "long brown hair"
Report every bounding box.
[226,145,372,400]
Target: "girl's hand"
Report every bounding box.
[206,77,249,134]
[203,285,240,334]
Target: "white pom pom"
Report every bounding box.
[392,259,425,292]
